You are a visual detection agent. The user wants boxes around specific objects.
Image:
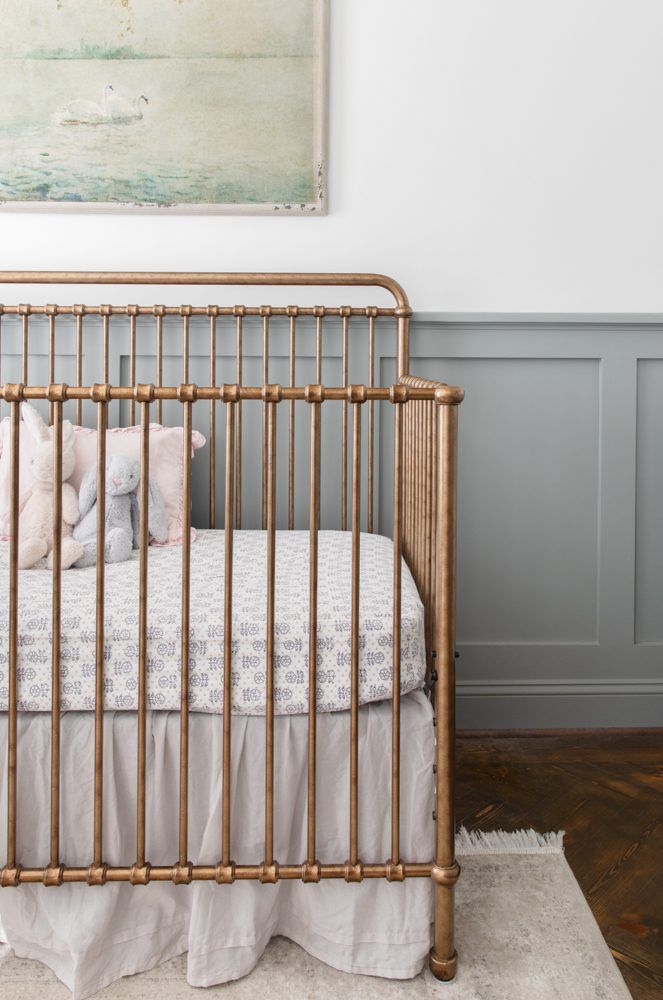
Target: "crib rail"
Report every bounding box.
[0,273,462,983]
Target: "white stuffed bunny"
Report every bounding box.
[18,403,84,570]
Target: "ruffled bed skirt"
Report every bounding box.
[0,694,435,998]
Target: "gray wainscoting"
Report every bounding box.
[404,314,663,729]
[1,310,661,729]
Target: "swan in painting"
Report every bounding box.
[106,91,150,123]
[54,86,149,126]
[54,84,115,126]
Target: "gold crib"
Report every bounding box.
[0,272,462,982]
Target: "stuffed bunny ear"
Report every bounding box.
[21,402,50,444]
[147,477,168,544]
[62,420,76,450]
[78,465,98,519]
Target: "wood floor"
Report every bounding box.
[457,728,663,1000]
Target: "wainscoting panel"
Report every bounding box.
[635,359,663,645]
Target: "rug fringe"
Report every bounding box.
[455,826,565,855]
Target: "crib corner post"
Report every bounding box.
[429,390,462,983]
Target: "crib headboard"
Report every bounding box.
[0,271,411,534]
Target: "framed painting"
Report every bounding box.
[0,0,327,213]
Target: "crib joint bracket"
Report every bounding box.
[261,384,283,403]
[3,383,25,402]
[258,861,279,884]
[434,385,465,406]
[177,383,198,403]
[90,383,112,403]
[347,384,367,404]
[0,865,21,888]
[431,861,461,888]
[304,383,325,404]
[43,864,65,887]
[343,861,364,883]
[86,864,109,887]
[301,861,322,883]
[385,861,406,882]
[46,383,68,403]
[219,383,240,403]
[389,384,409,405]
[134,384,155,403]
[129,863,152,886]
[215,862,236,885]
[172,862,194,885]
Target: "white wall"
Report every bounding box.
[1,0,662,312]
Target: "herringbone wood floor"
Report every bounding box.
[457,729,663,1000]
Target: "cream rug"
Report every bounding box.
[0,830,631,1000]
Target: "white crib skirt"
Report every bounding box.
[0,693,435,999]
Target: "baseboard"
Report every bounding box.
[457,726,663,744]
[456,691,663,729]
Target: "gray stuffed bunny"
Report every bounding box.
[73,453,168,568]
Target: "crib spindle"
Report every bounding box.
[348,391,362,875]
[391,393,404,871]
[128,306,138,427]
[314,306,323,383]
[288,307,297,530]
[49,396,64,874]
[263,390,278,878]
[221,394,235,871]
[100,305,110,386]
[19,305,29,387]
[208,307,218,528]
[92,392,108,872]
[74,306,85,427]
[367,308,376,534]
[306,388,321,874]
[261,307,271,531]
[234,307,244,530]
[46,306,57,426]
[341,308,349,531]
[181,306,191,384]
[177,390,194,877]
[154,306,164,425]
[6,396,20,874]
[134,391,152,879]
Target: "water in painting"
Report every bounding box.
[0,0,324,209]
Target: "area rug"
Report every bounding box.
[0,829,631,1000]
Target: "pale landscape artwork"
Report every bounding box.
[0,0,326,211]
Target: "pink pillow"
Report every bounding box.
[0,417,206,545]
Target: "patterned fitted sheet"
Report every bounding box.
[0,530,426,715]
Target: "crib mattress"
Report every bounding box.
[0,529,426,715]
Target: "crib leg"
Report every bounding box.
[429,869,459,980]
[429,399,461,982]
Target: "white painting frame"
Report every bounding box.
[0,0,328,215]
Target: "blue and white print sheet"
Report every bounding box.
[0,530,427,715]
